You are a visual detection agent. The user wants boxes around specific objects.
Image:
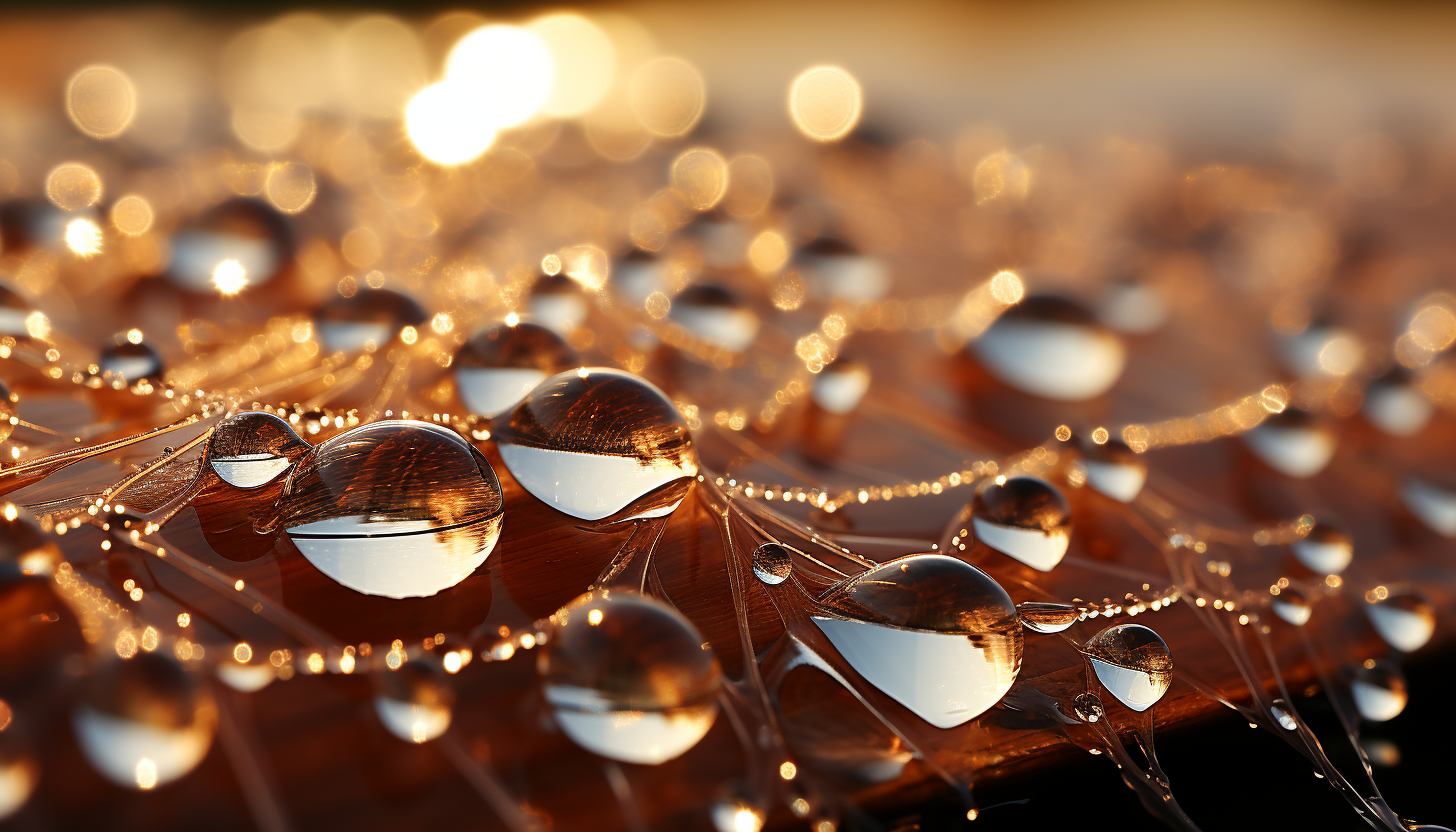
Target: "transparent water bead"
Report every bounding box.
[207,411,310,488]
[1291,521,1353,574]
[1017,601,1080,634]
[98,337,164,384]
[1075,437,1147,502]
[273,421,504,599]
[1270,701,1299,731]
[1350,660,1408,722]
[972,295,1126,401]
[541,589,721,764]
[215,656,276,693]
[1084,624,1173,712]
[374,661,454,743]
[812,554,1022,728]
[1071,692,1105,723]
[1242,409,1335,478]
[795,237,890,302]
[315,289,427,354]
[494,368,698,521]
[612,249,665,306]
[454,321,577,418]
[1279,321,1363,380]
[1270,586,1312,626]
[1365,588,1435,653]
[73,653,217,790]
[811,358,871,415]
[1363,368,1434,437]
[166,198,292,293]
[971,476,1072,571]
[527,273,588,336]
[751,542,794,585]
[1401,476,1456,537]
[669,284,760,353]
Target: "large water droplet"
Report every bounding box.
[811,358,870,415]
[1018,601,1080,634]
[495,368,697,521]
[1075,437,1147,502]
[375,661,454,743]
[166,198,292,293]
[454,321,577,418]
[1271,586,1312,626]
[99,336,164,384]
[1401,476,1456,537]
[540,589,721,764]
[527,273,588,336]
[795,237,889,302]
[1084,624,1172,712]
[1350,659,1408,722]
[1071,692,1105,723]
[971,476,1072,571]
[1291,521,1353,574]
[972,295,1126,400]
[1365,588,1435,653]
[1363,368,1433,437]
[751,542,794,585]
[274,421,504,598]
[73,653,216,789]
[669,284,759,352]
[315,289,427,354]
[207,411,309,488]
[812,554,1022,728]
[1243,409,1334,478]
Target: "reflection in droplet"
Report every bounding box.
[787,66,862,143]
[216,651,276,693]
[1243,409,1335,479]
[45,163,103,212]
[275,421,504,598]
[1075,437,1147,502]
[669,284,759,352]
[971,476,1072,571]
[813,554,1022,728]
[315,289,427,354]
[811,358,870,415]
[495,368,697,521]
[1270,701,1298,731]
[1350,660,1408,722]
[1084,624,1172,712]
[207,411,310,488]
[776,656,911,783]
[66,65,138,139]
[167,199,292,293]
[972,295,1126,401]
[1365,588,1435,653]
[1018,601,1080,634]
[1290,522,1353,574]
[455,321,577,418]
[375,661,454,743]
[527,274,588,336]
[1401,476,1456,538]
[1271,586,1312,626]
[751,542,793,585]
[1363,368,1434,437]
[99,336,164,384]
[541,589,721,764]
[795,237,888,302]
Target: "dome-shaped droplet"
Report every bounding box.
[454,321,577,418]
[315,289,427,354]
[1018,601,1080,634]
[274,421,504,599]
[1350,660,1408,722]
[669,284,759,353]
[1270,700,1298,731]
[166,198,292,293]
[375,661,454,743]
[0,285,33,339]
[1401,476,1456,537]
[971,476,1072,571]
[541,589,721,764]
[612,249,665,306]
[751,542,794,585]
[811,358,871,415]
[1084,624,1172,712]
[99,336,164,384]
[812,554,1022,728]
[795,237,889,302]
[494,368,697,521]
[1243,409,1335,478]
[1279,321,1363,379]
[1363,369,1433,437]
[972,295,1126,400]
[1271,586,1312,626]
[73,653,217,789]
[207,411,309,488]
[527,273,588,336]
[1071,692,1105,723]
[1075,437,1147,503]
[1097,278,1167,335]
[1291,522,1353,574]
[1365,588,1435,653]
[0,727,36,819]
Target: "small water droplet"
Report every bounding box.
[315,288,427,353]
[669,284,759,352]
[1075,436,1146,502]
[971,476,1072,571]
[972,295,1126,401]
[612,249,665,306]
[751,542,794,585]
[98,336,163,383]
[1401,476,1456,538]
[375,661,454,743]
[1072,692,1105,722]
[1084,624,1172,712]
[1365,587,1435,653]
[1243,409,1334,479]
[527,273,588,336]
[166,198,292,293]
[1271,700,1298,730]
[1271,586,1312,626]
[1290,521,1353,574]
[208,411,309,488]
[1350,659,1408,722]
[795,237,889,302]
[455,321,577,418]
[811,358,871,415]
[1364,368,1434,437]
[1018,601,1080,634]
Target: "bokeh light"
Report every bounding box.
[445,25,554,130]
[406,82,499,166]
[529,14,615,118]
[66,65,138,139]
[629,56,706,138]
[787,65,862,142]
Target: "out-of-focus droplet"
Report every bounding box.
[669,284,759,353]
[1017,601,1080,634]
[446,25,553,130]
[375,661,454,743]
[672,148,730,212]
[1281,321,1363,379]
[168,198,292,293]
[1350,659,1408,722]
[64,217,103,257]
[1401,476,1456,537]
[972,295,1126,401]
[710,789,765,832]
[0,286,32,340]
[811,358,870,415]
[273,421,504,599]
[612,249,664,305]
[750,542,794,585]
[454,321,577,418]
[787,66,862,143]
[629,56,706,138]
[207,411,310,488]
[45,163,102,212]
[216,651,276,693]
[99,335,163,384]
[971,476,1072,571]
[1363,368,1433,437]
[541,589,721,764]
[795,237,889,302]
[1271,700,1298,731]
[1074,437,1147,502]
[66,65,138,140]
[1271,586,1312,626]
[110,195,153,237]
[495,368,697,521]
[1291,521,1353,574]
[1365,587,1435,653]
[315,289,427,353]
[0,505,61,576]
[527,273,588,336]
[529,14,615,118]
[0,727,36,819]
[813,554,1022,728]
[1084,624,1172,712]
[1243,409,1335,478]
[1097,277,1168,334]
[406,81,498,166]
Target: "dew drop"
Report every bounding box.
[970,476,1072,571]
[1071,692,1105,723]
[1271,586,1312,626]
[454,321,577,418]
[1363,368,1434,437]
[315,288,427,354]
[98,336,164,384]
[540,589,721,764]
[669,284,760,353]
[1365,587,1435,653]
[1270,700,1299,731]
[751,542,794,585]
[795,237,889,302]
[1400,476,1456,538]
[812,554,1022,728]
[527,273,588,336]
[1084,624,1173,712]
[207,411,309,488]
[1350,659,1408,722]
[1075,436,1147,502]
[274,421,504,598]
[811,358,871,415]
[1017,601,1080,634]
[1243,409,1335,478]
[0,504,62,576]
[1290,521,1353,574]
[374,661,454,743]
[972,295,1126,400]
[166,199,292,293]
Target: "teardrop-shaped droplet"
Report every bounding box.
[1076,437,1147,502]
[669,284,759,352]
[1365,587,1435,653]
[971,476,1072,571]
[1018,601,1080,634]
[1271,586,1312,626]
[315,289,427,354]
[0,284,33,339]
[375,661,454,743]
[1084,623,1172,712]
[1097,278,1167,335]
[1270,700,1298,731]
[99,336,164,384]
[1401,476,1456,538]
[541,589,721,764]
[1280,321,1363,379]
[454,321,577,418]
[812,554,1022,728]
[275,421,504,598]
[751,542,794,585]
[527,273,588,336]
[207,411,309,488]
[0,726,36,819]
[495,368,697,521]
[972,295,1126,401]
[1290,521,1353,574]
[73,653,217,789]
[1243,409,1335,478]
[166,198,292,293]
[796,237,889,302]
[811,358,871,415]
[612,249,665,306]
[1350,659,1408,722]
[1364,368,1433,437]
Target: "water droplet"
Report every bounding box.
[1018,601,1080,634]
[527,273,588,336]
[1350,659,1408,722]
[972,295,1126,400]
[812,554,1022,728]
[1084,624,1172,712]
[495,368,697,521]
[166,198,292,293]
[73,653,216,789]
[1364,368,1433,437]
[795,237,889,302]
[683,210,749,268]
[0,728,36,819]
[1243,409,1335,478]
[811,358,871,415]
[541,589,721,764]
[454,321,577,418]
[274,421,504,598]
[215,659,276,693]
[1280,321,1363,379]
[375,661,454,743]
[0,504,61,576]
[1271,587,1312,626]
[315,289,427,353]
[971,476,1072,571]
[99,336,163,384]
[1075,437,1147,502]
[1291,521,1353,574]
[710,782,765,832]
[1271,700,1298,730]
[669,284,759,352]
[751,542,794,585]
[1071,692,1105,722]
[612,249,665,305]
[1097,278,1167,334]
[1365,587,1435,653]
[207,411,309,488]
[1360,736,1400,766]
[1401,476,1456,537]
